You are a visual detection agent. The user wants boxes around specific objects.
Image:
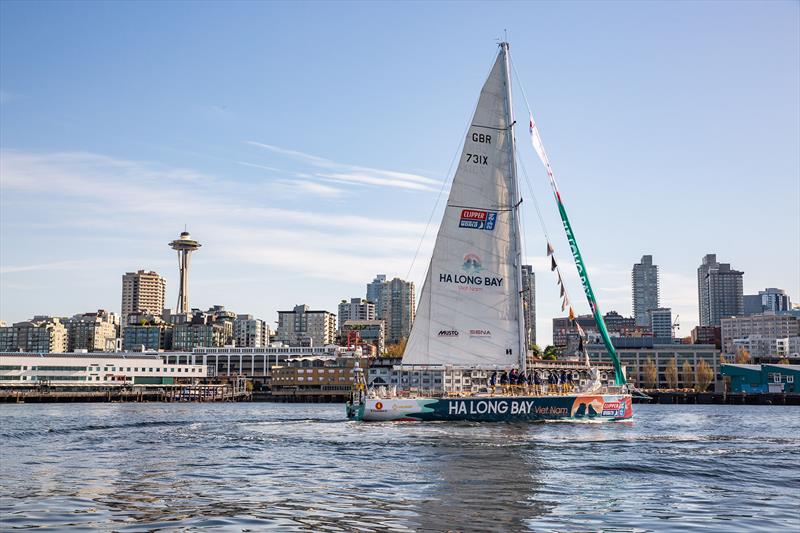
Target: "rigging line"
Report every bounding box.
[511,56,596,348]
[517,153,552,246]
[472,123,515,131]
[510,54,563,204]
[518,121,581,320]
[405,47,500,283]
[511,55,578,311]
[447,203,515,211]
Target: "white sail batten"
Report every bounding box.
[402,47,523,368]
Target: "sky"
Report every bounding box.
[1,0,798,345]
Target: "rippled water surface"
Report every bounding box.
[1,403,798,532]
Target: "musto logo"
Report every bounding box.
[374,401,383,410]
[459,209,497,231]
[438,330,459,337]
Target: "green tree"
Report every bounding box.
[530,344,542,359]
[643,358,657,389]
[542,345,560,361]
[665,357,678,389]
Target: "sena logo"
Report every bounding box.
[437,330,459,337]
[469,329,491,337]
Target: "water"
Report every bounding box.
[0,403,798,532]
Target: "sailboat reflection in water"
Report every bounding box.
[347,42,632,422]
[411,428,550,530]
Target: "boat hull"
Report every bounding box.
[348,394,632,422]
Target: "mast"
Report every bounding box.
[501,42,528,373]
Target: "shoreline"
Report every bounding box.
[2,388,798,406]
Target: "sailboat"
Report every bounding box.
[347,42,632,422]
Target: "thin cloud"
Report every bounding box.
[0,150,435,289]
[245,141,335,167]
[236,161,283,172]
[275,180,345,198]
[316,172,435,191]
[244,140,441,192]
[0,260,84,275]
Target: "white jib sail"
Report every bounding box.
[402,48,523,368]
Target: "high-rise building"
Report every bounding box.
[366,274,387,316]
[743,295,765,315]
[168,230,202,314]
[0,316,69,353]
[744,288,792,315]
[648,307,673,341]
[121,270,166,322]
[521,265,536,347]
[697,254,743,326]
[382,278,415,344]
[65,310,120,352]
[632,255,660,327]
[338,298,376,332]
[233,315,268,348]
[276,305,337,347]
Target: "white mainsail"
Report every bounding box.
[402,45,524,368]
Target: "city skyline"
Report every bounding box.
[1,2,798,346]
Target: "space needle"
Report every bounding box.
[169,230,201,314]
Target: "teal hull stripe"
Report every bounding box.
[350,395,632,422]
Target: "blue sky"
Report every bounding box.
[1,1,798,345]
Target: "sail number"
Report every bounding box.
[472,133,491,144]
[465,153,488,165]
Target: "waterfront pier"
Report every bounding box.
[1,383,250,403]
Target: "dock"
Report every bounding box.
[0,383,251,403]
[634,391,800,406]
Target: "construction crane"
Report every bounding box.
[672,314,680,337]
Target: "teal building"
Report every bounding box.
[721,364,799,393]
